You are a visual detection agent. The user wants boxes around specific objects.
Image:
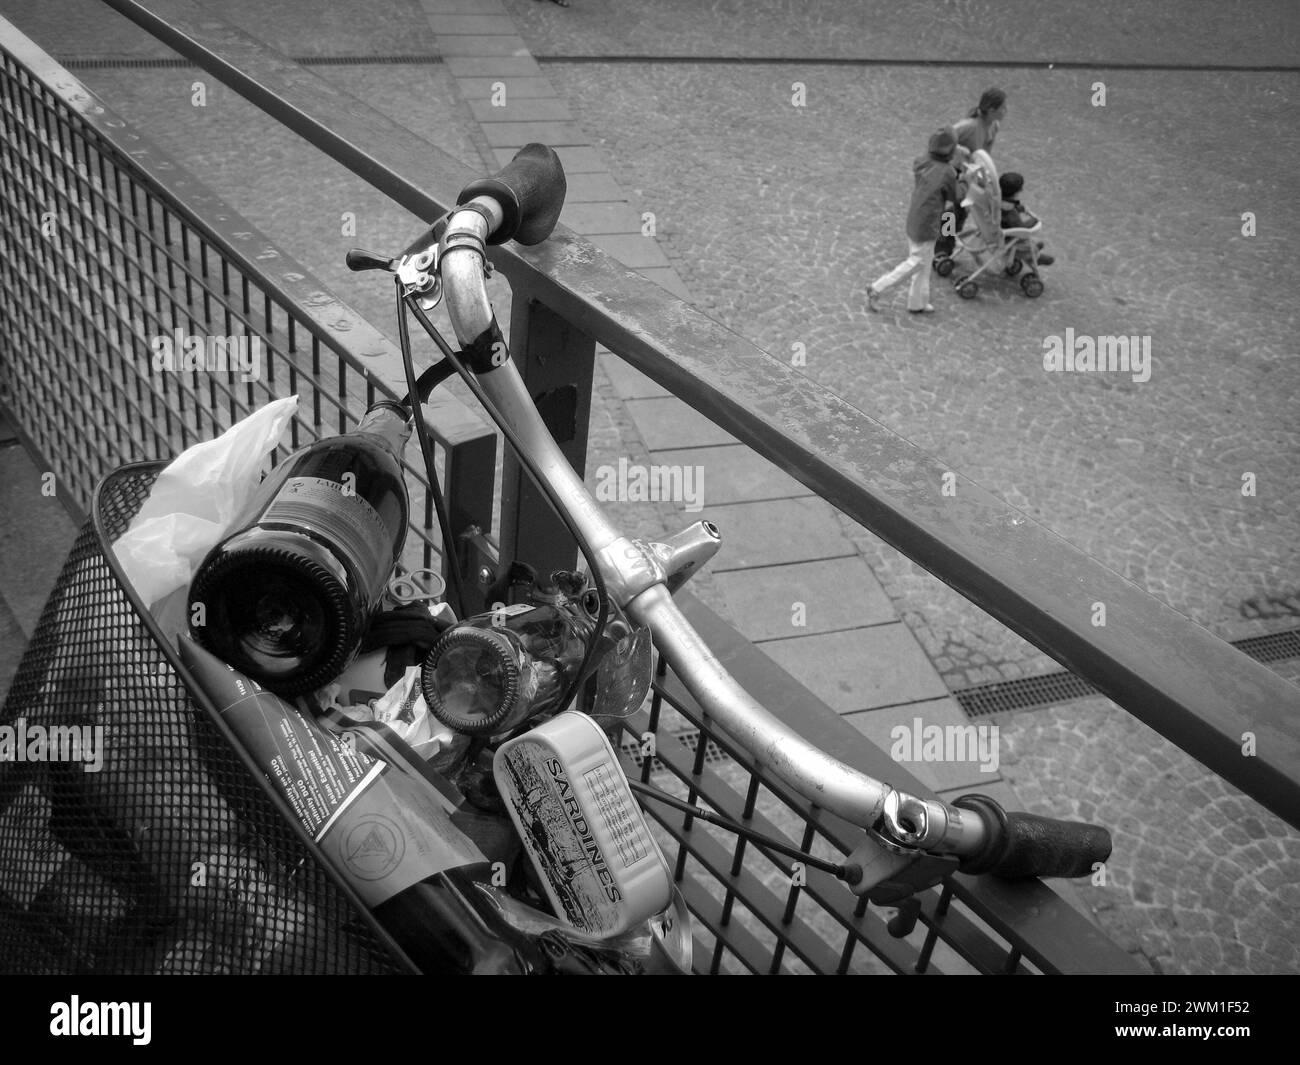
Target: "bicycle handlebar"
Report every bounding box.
[411,144,1110,894]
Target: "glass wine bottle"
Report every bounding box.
[187,400,411,696]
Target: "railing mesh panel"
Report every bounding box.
[0,46,459,575]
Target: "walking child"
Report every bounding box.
[867,128,960,314]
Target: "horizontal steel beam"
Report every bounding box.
[82,0,1300,830]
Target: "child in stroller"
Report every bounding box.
[998,172,1054,268]
[932,150,1048,300]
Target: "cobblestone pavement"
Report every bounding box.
[505,0,1300,67]
[997,699,1300,974]
[541,58,1300,689]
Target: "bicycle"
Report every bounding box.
[342,143,1113,931]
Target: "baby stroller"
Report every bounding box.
[933,150,1045,299]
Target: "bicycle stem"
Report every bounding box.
[435,202,989,863]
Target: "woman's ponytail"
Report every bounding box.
[975,86,1007,118]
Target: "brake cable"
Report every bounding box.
[625,779,862,886]
[401,295,611,721]
[394,276,468,619]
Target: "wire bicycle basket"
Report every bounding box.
[0,462,415,975]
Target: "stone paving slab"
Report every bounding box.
[635,267,692,300]
[561,172,626,203]
[491,144,604,171]
[456,76,557,100]
[421,0,502,13]
[763,627,952,713]
[560,201,644,235]
[624,396,737,449]
[435,34,530,57]
[585,232,671,268]
[468,97,571,122]
[0,595,24,708]
[480,119,587,146]
[845,696,1004,792]
[598,351,672,399]
[433,14,518,35]
[712,558,898,640]
[653,443,812,506]
[700,498,859,570]
[446,55,541,77]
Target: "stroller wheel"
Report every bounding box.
[934,256,955,278]
[1021,273,1044,298]
[1004,259,1024,277]
[957,279,979,300]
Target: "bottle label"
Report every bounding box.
[498,741,627,935]
[495,604,534,619]
[0,785,72,907]
[181,638,480,909]
[261,476,393,589]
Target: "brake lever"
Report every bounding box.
[345,247,396,273]
[345,244,437,300]
[348,211,454,308]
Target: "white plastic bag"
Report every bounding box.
[112,395,299,608]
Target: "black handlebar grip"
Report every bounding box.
[954,793,1111,880]
[457,143,566,246]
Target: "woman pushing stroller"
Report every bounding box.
[934,87,1008,261]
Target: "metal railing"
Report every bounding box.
[3,0,1294,973]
